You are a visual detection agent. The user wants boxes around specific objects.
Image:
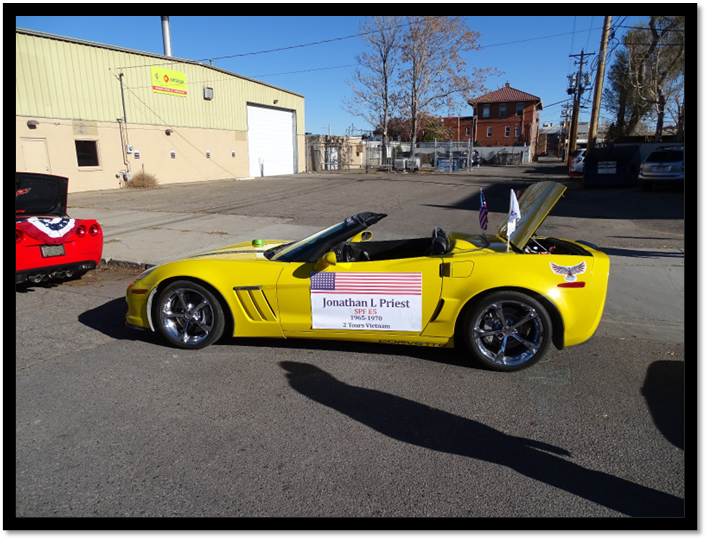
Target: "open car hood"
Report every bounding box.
[16,172,69,218]
[496,181,567,250]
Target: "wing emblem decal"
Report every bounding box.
[550,261,587,282]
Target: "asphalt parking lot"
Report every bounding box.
[14,159,688,523]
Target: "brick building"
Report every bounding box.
[468,82,543,159]
[439,116,474,142]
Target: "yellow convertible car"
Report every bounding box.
[126,181,609,371]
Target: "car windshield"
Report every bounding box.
[265,216,361,262]
[646,150,683,163]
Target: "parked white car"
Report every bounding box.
[638,146,684,190]
[569,149,586,175]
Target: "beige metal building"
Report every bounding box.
[16,28,306,192]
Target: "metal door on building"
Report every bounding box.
[21,138,51,174]
[246,105,296,177]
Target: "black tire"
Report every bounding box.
[463,290,553,372]
[153,280,225,349]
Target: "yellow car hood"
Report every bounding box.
[496,181,567,250]
[186,241,287,262]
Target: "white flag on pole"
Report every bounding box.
[507,189,522,238]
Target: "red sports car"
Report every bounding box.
[15,172,103,285]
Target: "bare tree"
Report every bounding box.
[604,16,684,140]
[343,16,404,161]
[396,16,494,164]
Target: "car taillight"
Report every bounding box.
[89,223,100,236]
[640,163,644,171]
[76,225,87,238]
[16,229,23,243]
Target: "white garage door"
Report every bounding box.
[247,105,296,177]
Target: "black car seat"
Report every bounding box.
[426,227,449,256]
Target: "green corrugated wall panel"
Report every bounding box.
[16,31,305,133]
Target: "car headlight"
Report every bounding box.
[136,265,158,280]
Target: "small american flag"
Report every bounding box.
[311,272,422,295]
[479,189,488,230]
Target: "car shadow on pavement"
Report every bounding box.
[78,297,162,345]
[227,335,478,370]
[599,246,685,259]
[77,297,477,369]
[642,360,685,450]
[280,361,685,518]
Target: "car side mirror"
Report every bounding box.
[351,231,372,243]
[314,251,338,272]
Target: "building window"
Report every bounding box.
[482,105,490,118]
[505,126,510,138]
[465,127,470,136]
[487,127,492,138]
[75,140,100,167]
[516,103,524,116]
[515,125,521,138]
[499,104,506,118]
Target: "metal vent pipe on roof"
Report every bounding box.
[161,16,172,57]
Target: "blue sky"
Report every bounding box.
[16,15,652,136]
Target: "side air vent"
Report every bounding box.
[233,286,277,322]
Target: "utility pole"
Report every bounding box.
[654,88,666,143]
[568,49,594,156]
[560,102,571,160]
[676,98,685,142]
[587,16,612,154]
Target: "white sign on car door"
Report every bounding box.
[310,272,423,331]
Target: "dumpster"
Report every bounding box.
[437,159,451,172]
[437,158,463,171]
[583,145,642,188]
[394,157,407,171]
[395,156,420,171]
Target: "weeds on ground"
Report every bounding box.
[127,170,160,189]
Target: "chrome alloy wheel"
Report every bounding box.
[463,290,552,371]
[472,299,545,368]
[159,286,216,345]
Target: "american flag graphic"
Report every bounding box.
[479,189,488,230]
[311,272,422,295]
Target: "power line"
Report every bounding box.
[615,24,685,33]
[253,64,358,78]
[483,27,596,49]
[118,20,605,72]
[110,72,238,179]
[543,98,573,109]
[193,21,412,63]
[585,16,595,51]
[115,20,413,70]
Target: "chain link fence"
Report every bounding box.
[305,137,530,173]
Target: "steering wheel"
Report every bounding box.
[343,243,356,262]
[343,243,371,262]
